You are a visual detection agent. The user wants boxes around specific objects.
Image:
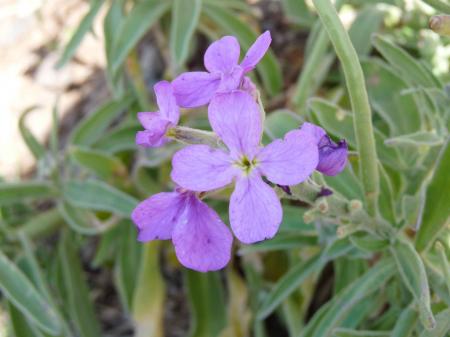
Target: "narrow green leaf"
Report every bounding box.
[416,139,450,251]
[371,34,441,88]
[70,95,133,146]
[202,4,282,95]
[63,180,138,217]
[58,201,105,235]
[390,239,435,329]
[391,307,418,337]
[70,146,128,181]
[0,182,57,205]
[59,232,102,337]
[239,233,317,254]
[333,328,390,337]
[418,308,450,337]
[170,0,202,69]
[349,7,384,56]
[385,131,444,147]
[111,0,170,72]
[57,0,104,68]
[264,109,301,140]
[94,123,140,153]
[7,301,45,337]
[18,106,46,160]
[186,270,227,337]
[132,242,165,337]
[0,250,61,335]
[280,0,314,26]
[15,208,62,239]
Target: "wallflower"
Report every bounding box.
[131,189,232,272]
[172,31,271,108]
[299,122,348,176]
[171,91,318,244]
[136,81,180,148]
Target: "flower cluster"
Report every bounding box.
[131,31,348,272]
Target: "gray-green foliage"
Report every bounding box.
[1,1,449,337]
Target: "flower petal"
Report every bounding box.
[258,129,318,185]
[135,113,171,148]
[154,81,180,124]
[299,122,326,143]
[217,66,244,92]
[240,31,272,72]
[131,192,185,241]
[230,175,282,244]
[317,136,348,176]
[208,91,262,157]
[172,195,232,272]
[172,71,221,108]
[171,145,237,191]
[204,36,240,73]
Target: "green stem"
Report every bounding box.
[312,0,379,216]
[423,0,450,14]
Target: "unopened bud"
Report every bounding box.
[349,199,363,212]
[317,199,329,213]
[303,210,316,224]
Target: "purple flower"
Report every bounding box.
[131,189,232,272]
[171,91,318,244]
[299,122,348,176]
[136,81,180,148]
[172,31,272,108]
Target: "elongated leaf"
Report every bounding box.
[385,131,444,147]
[59,232,101,337]
[0,182,57,205]
[57,0,104,68]
[70,146,128,181]
[415,139,450,251]
[308,260,396,337]
[333,328,390,337]
[349,7,384,56]
[202,4,282,95]
[0,251,61,335]
[390,239,435,329]
[418,308,450,337]
[239,233,317,254]
[264,109,301,140]
[132,242,165,337]
[63,180,138,217]
[58,201,105,235]
[170,0,202,69]
[70,95,133,146]
[111,0,170,72]
[94,123,140,153]
[391,307,418,337]
[7,301,45,337]
[281,0,314,26]
[371,34,440,88]
[186,270,227,337]
[18,106,46,160]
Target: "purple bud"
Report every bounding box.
[316,136,348,176]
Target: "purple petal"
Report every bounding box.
[172,71,221,108]
[217,66,244,93]
[204,36,240,73]
[154,81,180,124]
[240,31,272,72]
[316,137,348,176]
[241,76,258,99]
[258,129,318,185]
[135,114,171,148]
[229,175,282,244]
[208,91,262,157]
[171,145,237,191]
[172,195,232,272]
[299,122,326,143]
[131,192,186,241]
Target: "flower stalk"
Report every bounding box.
[312,0,379,217]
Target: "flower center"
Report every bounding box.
[235,155,258,175]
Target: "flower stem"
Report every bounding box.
[312,0,379,216]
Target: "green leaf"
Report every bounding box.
[418,308,450,337]
[56,0,104,68]
[0,182,57,205]
[94,123,140,153]
[202,4,282,95]
[349,232,389,252]
[58,201,106,235]
[170,0,202,69]
[390,239,435,329]
[333,328,390,337]
[239,233,317,254]
[111,0,171,73]
[306,260,396,337]
[70,95,134,146]
[264,109,301,140]
[132,242,165,337]
[371,34,441,89]
[59,231,102,337]
[0,250,61,335]
[7,301,45,337]
[18,106,46,160]
[385,131,444,147]
[391,307,418,337]
[63,180,138,217]
[348,7,384,56]
[415,140,450,251]
[186,270,227,337]
[280,0,314,26]
[70,146,128,181]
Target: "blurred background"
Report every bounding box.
[0,0,449,337]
